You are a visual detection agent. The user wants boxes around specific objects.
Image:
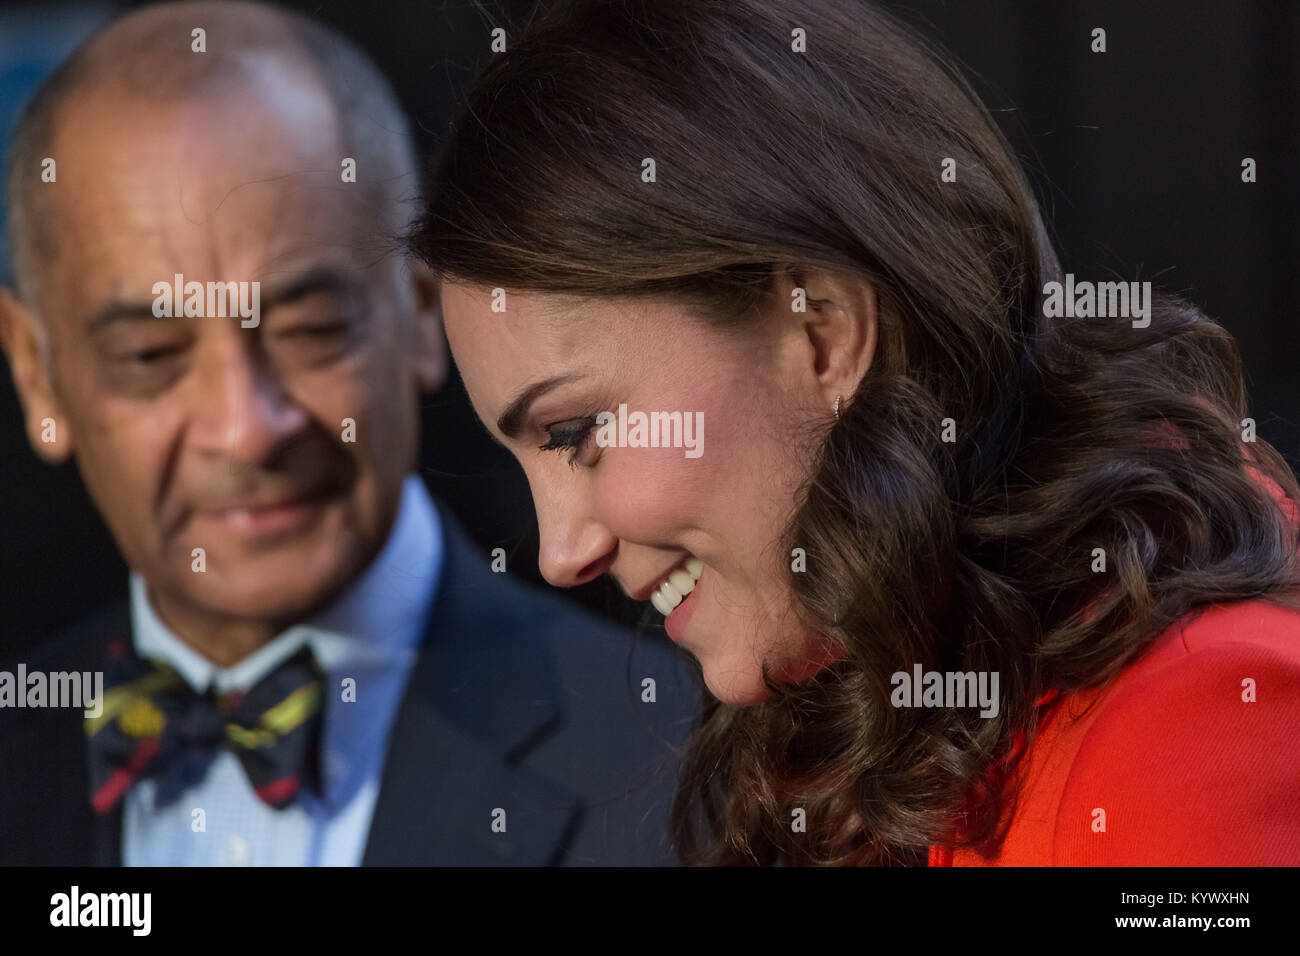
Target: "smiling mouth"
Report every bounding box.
[198,485,339,536]
[648,556,703,616]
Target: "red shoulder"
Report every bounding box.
[1050,599,1300,864]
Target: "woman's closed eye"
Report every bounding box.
[539,414,601,468]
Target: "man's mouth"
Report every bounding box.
[198,486,338,537]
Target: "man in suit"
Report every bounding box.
[0,1,698,865]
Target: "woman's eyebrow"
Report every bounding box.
[497,372,583,440]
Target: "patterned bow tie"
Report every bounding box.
[87,638,325,814]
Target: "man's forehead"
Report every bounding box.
[52,58,345,205]
[40,178,379,314]
[36,72,383,313]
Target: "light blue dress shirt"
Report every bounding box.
[121,475,443,866]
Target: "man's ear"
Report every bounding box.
[0,287,73,463]
[774,263,878,411]
[406,259,448,393]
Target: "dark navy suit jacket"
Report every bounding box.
[0,499,702,865]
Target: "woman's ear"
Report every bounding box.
[774,263,879,409]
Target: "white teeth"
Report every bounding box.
[660,579,683,606]
[649,557,704,617]
[649,590,672,616]
[668,569,695,595]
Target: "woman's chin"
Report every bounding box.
[701,667,775,707]
[699,642,839,706]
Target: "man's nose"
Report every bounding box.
[534,483,617,588]
[191,337,310,465]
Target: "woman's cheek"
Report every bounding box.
[592,445,710,541]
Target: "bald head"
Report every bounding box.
[0,2,448,645]
[5,0,418,309]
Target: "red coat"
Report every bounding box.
[930,467,1300,866]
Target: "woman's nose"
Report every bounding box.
[534,485,617,588]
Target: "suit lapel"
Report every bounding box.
[363,500,582,865]
[92,804,124,866]
[0,603,128,865]
[87,613,130,866]
[13,695,108,865]
[21,500,580,865]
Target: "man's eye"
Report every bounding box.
[121,345,183,364]
[272,320,352,364]
[282,322,348,337]
[539,416,600,468]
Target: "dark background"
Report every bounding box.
[1,0,1297,654]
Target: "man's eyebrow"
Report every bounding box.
[497,373,582,441]
[258,267,358,312]
[84,268,359,335]
[86,301,169,335]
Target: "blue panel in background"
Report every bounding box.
[0,3,117,285]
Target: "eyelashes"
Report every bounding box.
[539,414,601,468]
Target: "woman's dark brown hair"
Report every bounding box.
[410,0,1300,864]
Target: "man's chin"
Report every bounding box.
[162,538,370,625]
[176,568,355,625]
[163,497,378,619]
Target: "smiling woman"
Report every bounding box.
[411,0,1300,866]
